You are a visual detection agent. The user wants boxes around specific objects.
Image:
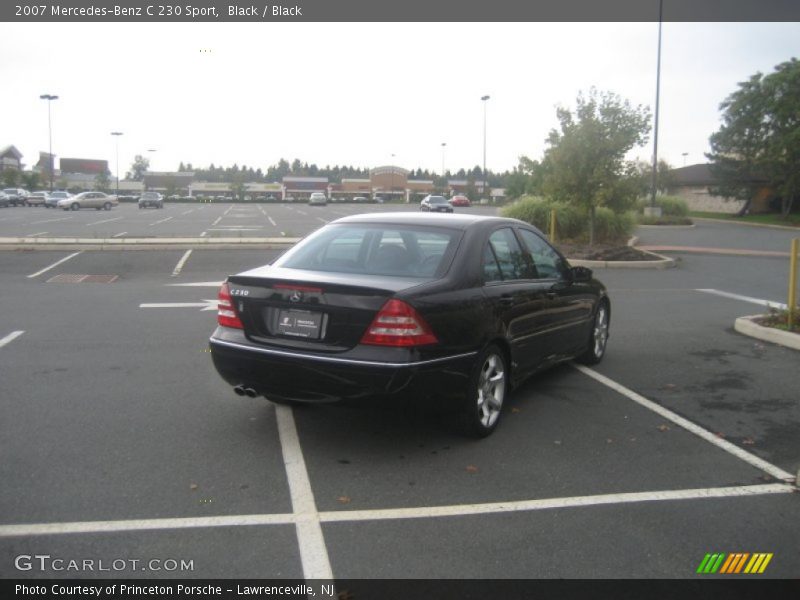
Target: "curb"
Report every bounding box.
[0,237,302,251]
[567,248,675,269]
[734,315,800,351]
[693,217,800,232]
[636,223,696,229]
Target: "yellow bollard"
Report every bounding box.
[788,238,798,330]
[549,209,557,243]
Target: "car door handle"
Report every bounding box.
[545,291,558,300]
[499,294,514,305]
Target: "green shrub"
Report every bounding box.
[502,196,634,243]
[637,195,689,217]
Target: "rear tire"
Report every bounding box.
[457,344,508,438]
[577,301,610,365]
[71,203,79,211]
[103,202,111,210]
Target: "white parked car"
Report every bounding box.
[308,192,327,206]
[58,191,118,211]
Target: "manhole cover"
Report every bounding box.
[47,274,119,283]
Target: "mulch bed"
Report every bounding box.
[556,243,657,261]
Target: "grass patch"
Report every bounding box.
[638,215,694,226]
[754,307,800,334]
[690,211,800,227]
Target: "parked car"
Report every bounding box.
[308,192,327,206]
[45,191,71,208]
[0,191,9,208]
[2,188,29,206]
[138,191,164,209]
[58,191,118,211]
[352,196,369,203]
[420,195,454,213]
[209,213,610,438]
[450,195,471,207]
[26,191,49,207]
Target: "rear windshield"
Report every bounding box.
[141,193,159,199]
[428,196,447,203]
[274,224,460,277]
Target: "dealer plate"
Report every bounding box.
[276,309,323,339]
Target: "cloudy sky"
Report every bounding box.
[1,21,798,178]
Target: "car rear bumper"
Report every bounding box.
[209,328,476,405]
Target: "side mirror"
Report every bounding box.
[570,266,593,283]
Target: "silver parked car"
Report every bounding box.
[26,191,49,207]
[308,192,327,206]
[138,191,164,209]
[58,191,118,211]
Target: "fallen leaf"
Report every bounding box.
[629,437,637,442]
[338,591,354,600]
[189,483,198,491]
[554,440,562,445]
[466,465,479,473]
[511,407,520,413]
[715,432,726,439]
[337,496,351,504]
[663,383,677,390]
[742,438,755,445]
[657,425,670,432]
[606,438,614,444]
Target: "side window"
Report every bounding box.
[487,228,532,280]
[518,229,565,279]
[482,244,502,282]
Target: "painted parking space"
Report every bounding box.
[0,245,796,580]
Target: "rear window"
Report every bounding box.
[274,224,460,277]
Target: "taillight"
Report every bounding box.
[218,282,244,329]
[360,299,438,347]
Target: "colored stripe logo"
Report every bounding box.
[696,553,773,574]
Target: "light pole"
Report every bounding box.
[681,152,688,166]
[39,94,58,192]
[146,149,157,191]
[111,132,123,197]
[649,0,663,210]
[481,95,490,201]
[441,142,446,191]
[390,153,395,201]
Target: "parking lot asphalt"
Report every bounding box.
[0,211,797,581]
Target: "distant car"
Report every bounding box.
[373,196,385,204]
[139,191,164,209]
[420,195,454,213]
[26,191,49,207]
[309,192,327,206]
[58,191,118,211]
[450,195,471,207]
[0,192,9,208]
[352,196,368,203]
[45,191,71,208]
[2,188,29,207]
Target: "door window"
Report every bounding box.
[518,229,566,279]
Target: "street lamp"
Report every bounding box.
[111,132,123,197]
[39,94,59,192]
[390,153,395,201]
[441,142,446,188]
[649,0,663,210]
[681,152,688,166]
[481,95,490,201]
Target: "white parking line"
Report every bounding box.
[28,216,72,225]
[0,483,790,538]
[200,231,208,237]
[27,251,83,279]
[224,205,233,215]
[316,217,328,224]
[150,216,174,226]
[211,216,222,226]
[268,216,276,227]
[573,364,795,482]
[275,405,334,580]
[172,250,193,277]
[695,288,787,310]
[0,330,25,349]
[181,209,195,216]
[296,210,308,216]
[87,217,123,226]
[25,232,49,237]
[112,232,127,238]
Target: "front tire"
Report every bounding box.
[577,301,610,365]
[457,344,508,438]
[71,203,79,211]
[103,202,112,210]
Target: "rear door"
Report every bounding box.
[481,227,550,376]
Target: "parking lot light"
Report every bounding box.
[39,94,59,192]
[111,131,123,197]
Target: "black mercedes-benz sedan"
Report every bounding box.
[209,213,610,437]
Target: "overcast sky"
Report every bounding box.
[1,21,798,178]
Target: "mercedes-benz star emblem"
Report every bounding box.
[289,291,302,303]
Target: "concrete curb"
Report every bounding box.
[693,217,800,232]
[734,314,800,351]
[637,223,696,229]
[0,237,302,251]
[568,248,676,269]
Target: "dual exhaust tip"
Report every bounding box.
[233,385,258,398]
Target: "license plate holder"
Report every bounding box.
[276,309,323,339]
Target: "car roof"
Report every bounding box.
[333,211,536,232]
